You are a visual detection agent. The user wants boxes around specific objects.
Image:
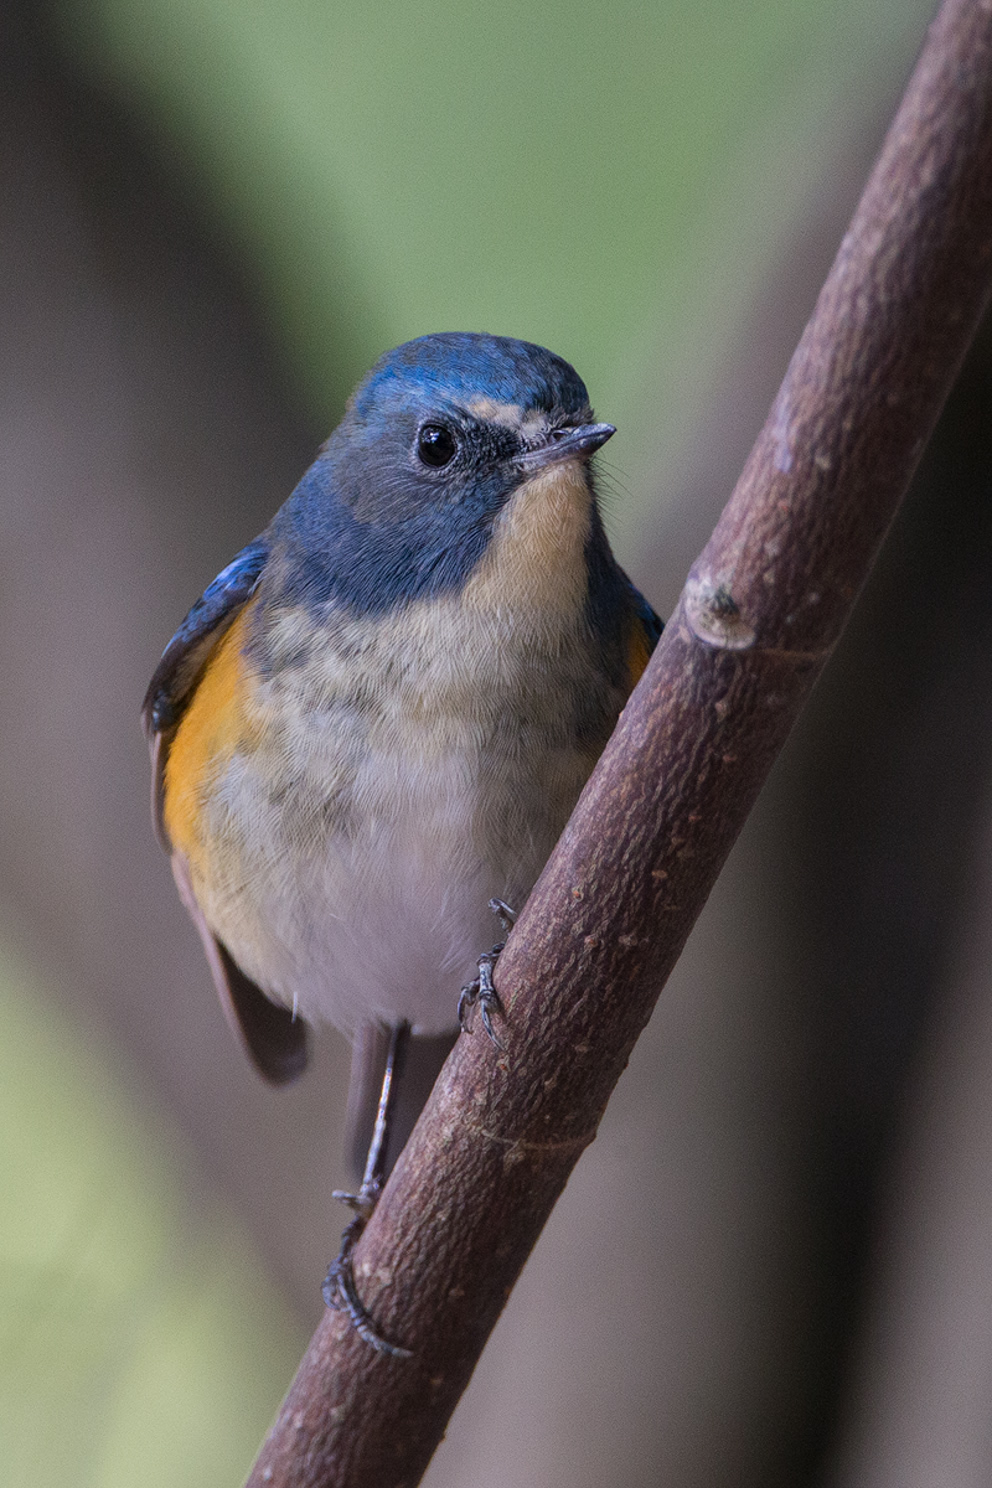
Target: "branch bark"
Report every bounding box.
[247,1,992,1482]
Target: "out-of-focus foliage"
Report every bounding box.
[0,938,305,1487]
[52,0,933,533]
[5,2,941,1484]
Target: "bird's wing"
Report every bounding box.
[142,538,309,1085]
[142,540,269,782]
[621,573,664,684]
[171,851,309,1084]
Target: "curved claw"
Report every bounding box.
[479,995,503,1048]
[457,980,478,1031]
[476,950,505,1048]
[323,1212,412,1358]
[488,898,517,935]
[458,900,517,1046]
[458,949,505,1048]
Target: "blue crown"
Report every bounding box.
[349,333,590,421]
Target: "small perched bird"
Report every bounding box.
[143,332,661,1348]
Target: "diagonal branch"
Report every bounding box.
[247,2,992,1483]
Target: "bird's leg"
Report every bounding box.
[458,898,517,1047]
[323,1020,413,1357]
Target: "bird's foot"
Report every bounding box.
[322,1181,412,1358]
[458,951,503,1046]
[458,899,517,1048]
[489,898,517,936]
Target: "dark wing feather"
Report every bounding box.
[142,540,267,849]
[142,538,269,737]
[144,538,309,1086]
[623,573,664,651]
[171,853,308,1085]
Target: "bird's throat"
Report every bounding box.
[463,457,592,619]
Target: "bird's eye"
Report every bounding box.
[417,424,458,468]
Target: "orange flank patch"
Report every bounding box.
[163,608,253,863]
[626,615,655,687]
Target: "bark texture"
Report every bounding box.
[247,2,992,1482]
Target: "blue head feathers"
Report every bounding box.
[269,332,615,617]
[347,333,592,424]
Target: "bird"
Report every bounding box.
[142,331,661,1351]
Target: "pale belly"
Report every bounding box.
[189,670,604,1035]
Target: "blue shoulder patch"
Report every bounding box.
[141,538,268,737]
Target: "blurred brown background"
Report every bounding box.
[3,0,991,1484]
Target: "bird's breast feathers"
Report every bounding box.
[163,458,628,1033]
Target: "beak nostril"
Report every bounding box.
[521,422,615,469]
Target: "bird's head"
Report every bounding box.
[276,333,616,615]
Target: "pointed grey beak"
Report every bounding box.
[520,421,616,470]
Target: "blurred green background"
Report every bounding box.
[50,0,932,522]
[5,2,972,1485]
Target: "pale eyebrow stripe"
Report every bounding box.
[464,397,547,440]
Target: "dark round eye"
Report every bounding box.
[417,424,458,468]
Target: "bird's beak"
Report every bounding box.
[519,422,616,470]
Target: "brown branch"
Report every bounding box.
[247,2,992,1483]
